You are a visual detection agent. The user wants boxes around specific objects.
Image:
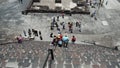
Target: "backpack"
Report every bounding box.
[58,40,62,45]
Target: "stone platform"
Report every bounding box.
[0,41,120,68]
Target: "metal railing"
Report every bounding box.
[42,49,54,68]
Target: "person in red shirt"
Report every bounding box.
[71,35,76,44]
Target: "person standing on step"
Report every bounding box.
[78,22,81,32]
[52,35,58,47]
[69,22,73,33]
[71,35,76,44]
[16,34,23,43]
[62,35,69,48]
[39,31,41,36]
[35,30,38,36]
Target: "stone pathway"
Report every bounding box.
[0,41,120,68]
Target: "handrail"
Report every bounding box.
[0,39,118,50]
[42,49,54,68]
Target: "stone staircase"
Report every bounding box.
[0,40,120,68]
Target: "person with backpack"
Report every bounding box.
[57,37,63,47]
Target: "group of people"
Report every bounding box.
[28,29,43,40]
[50,15,65,31]
[50,14,82,33]
[17,29,43,43]
[50,32,76,48]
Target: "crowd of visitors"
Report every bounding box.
[50,32,76,48]
[50,14,82,33]
[16,29,43,43]
[49,14,79,48]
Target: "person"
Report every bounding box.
[62,35,69,48]
[61,22,65,29]
[40,35,43,40]
[16,35,23,43]
[52,35,58,47]
[58,39,62,47]
[39,31,41,36]
[71,35,76,44]
[50,33,53,38]
[23,30,26,36]
[76,22,79,27]
[32,29,38,36]
[68,22,73,33]
[57,33,63,40]
[28,29,31,37]
[53,17,56,22]
[62,13,64,18]
[57,16,59,21]
[106,0,108,5]
[50,22,54,30]
[91,10,96,17]
[34,30,38,36]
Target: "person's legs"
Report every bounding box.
[65,42,68,48]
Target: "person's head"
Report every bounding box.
[73,35,75,37]
[54,35,56,38]
[65,35,67,37]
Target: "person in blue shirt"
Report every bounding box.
[62,35,69,48]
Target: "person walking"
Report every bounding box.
[23,30,27,36]
[78,22,81,32]
[28,29,31,37]
[68,22,73,33]
[50,22,54,30]
[39,31,43,40]
[76,22,79,27]
[62,22,65,29]
[57,16,59,21]
[50,33,53,38]
[53,17,56,23]
[62,12,64,18]
[39,35,43,40]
